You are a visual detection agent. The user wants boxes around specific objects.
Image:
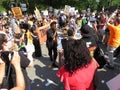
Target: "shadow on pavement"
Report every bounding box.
[28,55,63,90]
[96,67,120,90]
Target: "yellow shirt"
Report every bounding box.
[26,30,33,44]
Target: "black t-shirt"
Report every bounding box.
[81,35,97,49]
[47,28,55,41]
[46,28,57,48]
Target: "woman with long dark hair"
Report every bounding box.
[57,39,99,90]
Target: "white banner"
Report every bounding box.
[43,10,48,16]
[69,7,75,16]
[34,7,42,21]
[64,5,71,15]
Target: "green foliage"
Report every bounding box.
[28,0,48,13]
[112,0,120,7]
[2,1,10,11]
[0,0,6,11]
[0,0,120,13]
[0,6,6,12]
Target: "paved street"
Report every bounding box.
[26,43,120,90]
[27,43,63,90]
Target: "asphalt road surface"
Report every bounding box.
[26,43,120,90]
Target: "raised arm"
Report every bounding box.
[38,24,50,30]
[11,52,25,90]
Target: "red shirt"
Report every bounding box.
[99,17,106,30]
[57,59,99,90]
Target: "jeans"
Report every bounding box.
[107,46,117,66]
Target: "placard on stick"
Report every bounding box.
[34,7,42,21]
[11,7,23,19]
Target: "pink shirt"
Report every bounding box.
[57,59,99,90]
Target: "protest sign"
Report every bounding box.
[20,3,27,12]
[64,5,71,15]
[54,9,59,16]
[69,7,75,16]
[34,7,42,21]
[75,10,79,15]
[11,7,23,19]
[43,10,48,16]
[81,10,87,13]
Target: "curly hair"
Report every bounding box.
[62,39,92,74]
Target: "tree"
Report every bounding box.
[0,0,120,13]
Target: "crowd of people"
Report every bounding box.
[0,7,120,90]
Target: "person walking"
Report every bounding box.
[106,11,120,69]
[46,21,58,67]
